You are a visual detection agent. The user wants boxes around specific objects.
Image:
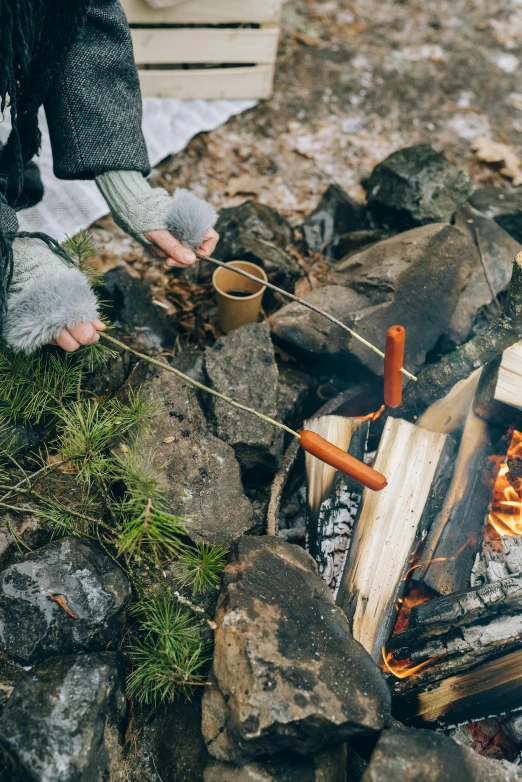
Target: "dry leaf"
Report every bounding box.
[50,595,78,618]
[46,454,76,474]
[163,436,176,443]
[225,174,260,197]
[202,322,221,339]
[292,31,322,47]
[294,275,319,297]
[471,137,522,186]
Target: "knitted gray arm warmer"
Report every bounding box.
[95,170,217,248]
[3,237,99,353]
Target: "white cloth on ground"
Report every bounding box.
[0,98,254,241]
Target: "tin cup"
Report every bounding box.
[212,260,267,334]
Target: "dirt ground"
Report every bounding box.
[156,0,522,219]
[91,0,522,335]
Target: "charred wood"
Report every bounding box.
[304,415,368,563]
[413,404,503,595]
[393,648,522,728]
[387,573,522,692]
[304,416,369,592]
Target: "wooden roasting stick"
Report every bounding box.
[196,251,417,382]
[100,333,387,492]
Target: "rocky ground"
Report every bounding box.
[3,1,522,781]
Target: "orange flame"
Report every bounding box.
[355,404,386,422]
[381,647,442,679]
[393,587,432,635]
[488,430,522,537]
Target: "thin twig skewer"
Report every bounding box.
[100,333,300,438]
[196,251,417,382]
[100,334,388,493]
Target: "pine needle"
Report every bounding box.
[176,542,228,593]
[127,592,211,703]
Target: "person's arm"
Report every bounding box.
[43,0,149,180]
[1,184,103,353]
[44,0,219,265]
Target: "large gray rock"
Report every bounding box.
[469,186,522,244]
[276,362,317,429]
[122,697,209,782]
[451,203,522,344]
[0,652,125,782]
[270,224,476,375]
[213,200,301,289]
[270,285,372,371]
[204,323,283,474]
[0,538,131,665]
[202,536,391,764]
[362,727,522,782]
[204,745,347,782]
[366,144,473,227]
[101,265,178,350]
[125,363,256,547]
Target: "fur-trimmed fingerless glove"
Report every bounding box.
[3,237,99,353]
[95,170,217,249]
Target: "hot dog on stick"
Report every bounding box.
[384,325,406,408]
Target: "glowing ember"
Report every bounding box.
[381,647,442,679]
[488,430,522,537]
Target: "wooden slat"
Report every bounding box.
[131,27,279,65]
[337,418,449,661]
[122,0,282,24]
[137,65,274,99]
[495,340,522,410]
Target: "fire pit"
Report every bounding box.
[270,326,522,766]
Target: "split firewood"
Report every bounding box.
[336,417,453,661]
[396,251,522,419]
[413,401,504,596]
[474,342,522,428]
[417,369,481,436]
[393,648,522,728]
[303,415,369,590]
[387,571,522,696]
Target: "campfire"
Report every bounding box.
[270,266,522,753]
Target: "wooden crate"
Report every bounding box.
[121,0,282,100]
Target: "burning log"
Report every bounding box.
[413,403,504,595]
[474,342,522,428]
[393,648,522,728]
[397,251,522,419]
[472,429,522,585]
[304,415,369,588]
[387,572,522,693]
[336,417,452,660]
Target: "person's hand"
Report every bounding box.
[50,319,106,352]
[144,227,219,268]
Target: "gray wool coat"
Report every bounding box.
[1,0,150,237]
